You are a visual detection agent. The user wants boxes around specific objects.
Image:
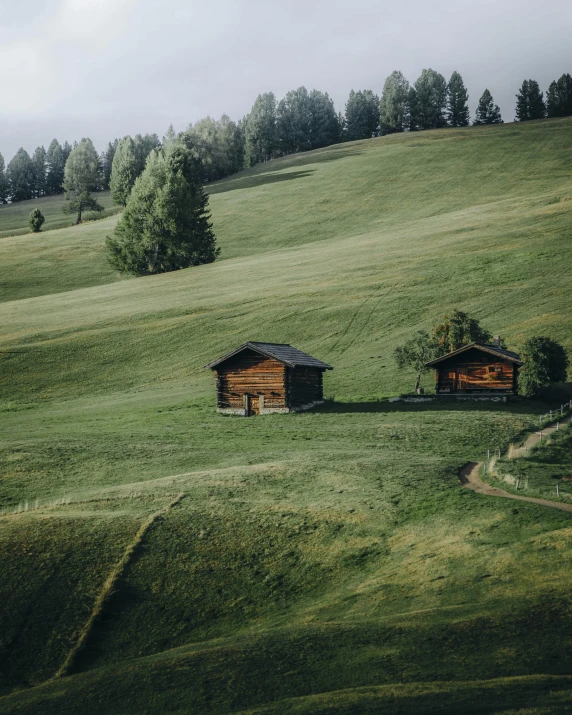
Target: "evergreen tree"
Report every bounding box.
[101,139,119,189]
[379,71,410,135]
[245,93,277,166]
[0,153,9,204]
[7,148,34,202]
[62,141,73,164]
[106,141,219,275]
[518,337,569,396]
[546,74,572,117]
[344,89,379,141]
[474,89,503,125]
[32,146,47,198]
[308,90,340,149]
[410,69,448,130]
[46,139,66,195]
[446,71,470,127]
[183,115,245,182]
[28,208,45,233]
[110,136,138,206]
[62,138,104,223]
[515,79,546,121]
[276,87,312,154]
[133,134,161,175]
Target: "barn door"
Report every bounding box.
[250,395,260,415]
[456,367,468,392]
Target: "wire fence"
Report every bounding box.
[480,398,572,499]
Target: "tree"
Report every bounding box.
[46,139,66,195]
[32,146,47,198]
[546,74,572,118]
[106,141,219,275]
[515,80,546,121]
[432,310,492,354]
[183,115,245,182]
[7,148,34,202]
[28,208,45,233]
[101,139,119,190]
[447,71,470,127]
[133,134,161,175]
[110,136,138,206]
[245,92,277,166]
[0,153,9,204]
[518,337,569,397]
[62,138,104,223]
[308,90,340,149]
[410,69,448,130]
[276,87,312,155]
[394,330,439,392]
[344,90,379,141]
[474,89,503,125]
[379,71,410,135]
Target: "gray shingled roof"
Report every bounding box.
[205,342,333,370]
[425,343,523,367]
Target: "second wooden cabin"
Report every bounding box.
[425,337,523,395]
[205,342,333,416]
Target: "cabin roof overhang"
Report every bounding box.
[204,342,333,371]
[425,343,523,368]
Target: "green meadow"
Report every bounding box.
[1,118,572,713]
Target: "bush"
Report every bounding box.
[28,208,45,233]
[518,336,569,397]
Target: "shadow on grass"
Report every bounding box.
[208,170,315,195]
[315,398,547,416]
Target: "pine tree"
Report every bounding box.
[183,115,245,182]
[474,89,503,125]
[62,138,104,223]
[410,69,448,130]
[101,139,118,189]
[28,208,45,233]
[518,337,569,396]
[546,74,572,117]
[308,90,340,149]
[344,90,379,141]
[245,93,277,166]
[379,71,410,135]
[7,148,35,202]
[46,139,66,195]
[515,79,546,121]
[106,141,219,275]
[446,71,470,127]
[276,87,312,155]
[110,136,138,206]
[32,146,47,198]
[0,153,9,204]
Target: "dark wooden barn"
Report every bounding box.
[425,338,523,395]
[205,342,333,415]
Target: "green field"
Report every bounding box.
[0,191,120,239]
[1,118,572,713]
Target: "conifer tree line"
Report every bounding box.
[0,71,570,205]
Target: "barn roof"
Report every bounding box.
[425,343,523,367]
[205,342,333,370]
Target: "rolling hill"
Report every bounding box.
[1,118,572,714]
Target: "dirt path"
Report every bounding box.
[508,413,572,459]
[460,462,572,513]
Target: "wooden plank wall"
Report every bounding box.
[288,367,324,407]
[437,352,515,392]
[215,351,287,409]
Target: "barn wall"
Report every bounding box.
[287,367,324,408]
[436,350,516,393]
[214,351,287,411]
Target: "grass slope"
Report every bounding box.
[0,191,119,239]
[1,119,572,713]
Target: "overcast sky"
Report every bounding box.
[0,0,570,159]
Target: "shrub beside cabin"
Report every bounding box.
[205,342,333,416]
[425,338,523,395]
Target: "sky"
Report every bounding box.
[0,0,570,160]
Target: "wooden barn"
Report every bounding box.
[205,342,333,415]
[425,338,523,395]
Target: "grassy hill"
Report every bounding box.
[1,118,572,713]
